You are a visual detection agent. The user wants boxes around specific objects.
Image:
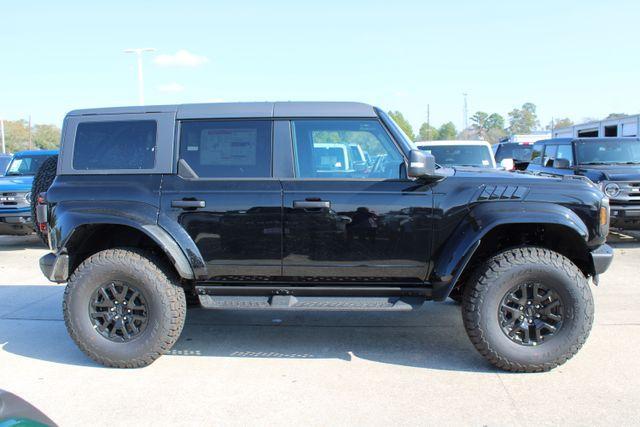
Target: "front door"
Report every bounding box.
[281,118,434,282]
[160,119,282,281]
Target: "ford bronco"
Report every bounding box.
[37,102,613,371]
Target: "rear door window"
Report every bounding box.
[530,143,544,165]
[179,120,272,178]
[73,120,157,170]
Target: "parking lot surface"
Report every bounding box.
[1,233,640,426]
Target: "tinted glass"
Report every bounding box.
[5,155,51,176]
[543,145,557,167]
[556,144,574,166]
[494,144,533,162]
[420,145,494,168]
[179,120,272,178]
[530,143,544,165]
[74,121,156,170]
[576,139,640,165]
[292,120,403,179]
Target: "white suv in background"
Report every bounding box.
[414,140,497,169]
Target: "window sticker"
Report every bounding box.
[200,129,257,166]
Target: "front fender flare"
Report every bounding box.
[430,202,590,301]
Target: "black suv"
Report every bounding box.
[37,102,613,371]
[526,137,640,229]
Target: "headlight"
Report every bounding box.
[604,183,620,198]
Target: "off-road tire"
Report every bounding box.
[30,154,58,244]
[462,246,594,372]
[63,248,187,368]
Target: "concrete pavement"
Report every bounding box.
[1,233,639,426]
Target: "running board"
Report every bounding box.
[195,285,430,311]
[198,295,425,311]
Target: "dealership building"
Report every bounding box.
[552,114,640,138]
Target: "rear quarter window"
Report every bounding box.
[73,120,157,170]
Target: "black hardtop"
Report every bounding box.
[66,102,378,119]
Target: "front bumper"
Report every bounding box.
[39,252,69,283]
[0,209,34,235]
[610,205,640,230]
[591,244,614,277]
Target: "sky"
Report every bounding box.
[1,0,639,132]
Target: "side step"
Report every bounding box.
[198,294,425,311]
[195,285,430,311]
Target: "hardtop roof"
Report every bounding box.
[66,102,378,119]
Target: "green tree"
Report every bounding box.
[417,122,439,141]
[388,111,415,141]
[32,124,61,149]
[508,102,539,134]
[485,113,505,130]
[1,120,61,153]
[548,118,573,130]
[3,120,30,153]
[437,122,457,140]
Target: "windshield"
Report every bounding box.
[495,144,533,162]
[5,155,49,176]
[576,139,640,165]
[0,157,11,174]
[419,145,494,168]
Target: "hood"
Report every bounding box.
[577,165,640,182]
[0,175,34,192]
[452,166,552,180]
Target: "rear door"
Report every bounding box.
[160,119,282,281]
[280,118,434,282]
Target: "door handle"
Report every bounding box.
[293,200,330,209]
[172,199,206,209]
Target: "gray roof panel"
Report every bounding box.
[273,102,376,118]
[68,101,377,119]
[177,102,274,119]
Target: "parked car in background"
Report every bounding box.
[493,141,535,170]
[415,140,496,169]
[0,153,12,175]
[526,137,640,230]
[0,150,58,235]
[37,102,612,372]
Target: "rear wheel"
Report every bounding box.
[63,248,186,368]
[31,154,58,244]
[462,247,594,372]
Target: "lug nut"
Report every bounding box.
[527,301,532,305]
[519,315,524,320]
[528,319,533,324]
[535,304,540,309]
[536,314,541,318]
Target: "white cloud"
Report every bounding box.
[154,50,209,67]
[158,83,185,93]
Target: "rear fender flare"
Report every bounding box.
[52,202,200,280]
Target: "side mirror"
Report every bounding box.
[500,158,515,171]
[407,149,437,178]
[553,158,571,169]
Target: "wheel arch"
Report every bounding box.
[430,202,594,301]
[61,221,195,281]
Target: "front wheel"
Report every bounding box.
[63,248,186,368]
[462,247,594,372]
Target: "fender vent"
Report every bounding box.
[477,185,527,201]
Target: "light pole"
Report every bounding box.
[124,48,156,105]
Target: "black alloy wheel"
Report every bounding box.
[89,281,149,342]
